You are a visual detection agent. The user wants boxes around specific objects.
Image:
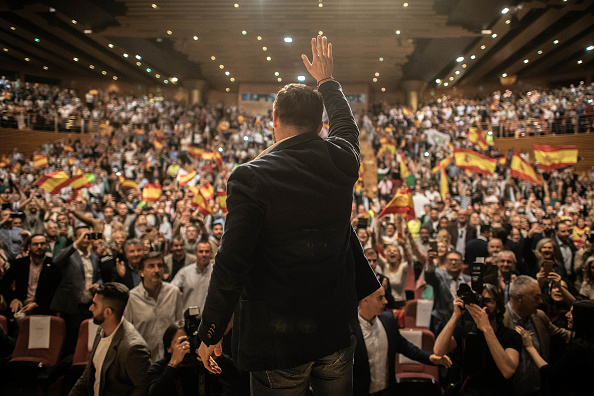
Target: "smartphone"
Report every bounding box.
[429,241,438,252]
[542,260,554,276]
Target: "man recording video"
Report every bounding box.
[434,283,522,395]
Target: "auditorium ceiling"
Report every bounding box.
[0,0,592,92]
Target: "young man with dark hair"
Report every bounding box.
[70,282,151,396]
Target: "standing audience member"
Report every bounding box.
[163,236,196,280]
[170,240,213,313]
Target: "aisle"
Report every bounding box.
[359,129,378,198]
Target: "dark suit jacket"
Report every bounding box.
[447,222,477,249]
[197,81,380,372]
[464,237,489,265]
[0,255,61,314]
[50,244,101,314]
[353,311,432,395]
[70,319,151,396]
[376,272,398,309]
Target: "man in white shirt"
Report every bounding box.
[124,252,182,362]
[170,240,213,313]
[70,282,150,396]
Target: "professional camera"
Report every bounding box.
[457,257,485,307]
[184,306,201,356]
[457,284,484,307]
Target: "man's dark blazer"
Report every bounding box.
[447,222,477,249]
[376,272,398,309]
[0,255,61,315]
[551,236,577,280]
[464,237,489,265]
[70,319,151,396]
[50,244,100,314]
[353,311,433,396]
[198,81,379,372]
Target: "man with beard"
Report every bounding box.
[434,283,522,396]
[20,195,45,235]
[114,239,145,290]
[208,219,224,259]
[70,283,151,396]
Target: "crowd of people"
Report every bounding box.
[0,72,593,396]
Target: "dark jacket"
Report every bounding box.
[197,81,379,372]
[0,255,61,314]
[464,237,489,265]
[353,311,432,395]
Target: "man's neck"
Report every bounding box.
[358,310,375,325]
[509,301,529,320]
[30,254,44,266]
[197,262,209,272]
[144,281,162,300]
[448,270,462,279]
[102,319,119,338]
[173,253,185,262]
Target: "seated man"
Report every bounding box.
[124,252,182,362]
[434,283,521,395]
[354,286,451,395]
[170,240,212,313]
[70,283,151,396]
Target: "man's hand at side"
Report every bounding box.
[301,35,333,83]
[197,340,223,374]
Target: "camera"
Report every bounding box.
[86,232,103,240]
[184,306,201,356]
[457,284,484,307]
[457,258,485,307]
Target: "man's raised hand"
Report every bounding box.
[301,35,333,83]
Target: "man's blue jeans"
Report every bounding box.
[250,333,356,396]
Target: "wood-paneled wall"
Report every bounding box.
[0,128,95,157]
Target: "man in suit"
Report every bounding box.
[425,250,471,336]
[503,275,571,396]
[70,282,151,396]
[447,209,477,259]
[464,224,490,266]
[364,248,397,309]
[163,235,196,280]
[51,227,102,352]
[354,286,451,395]
[552,220,577,281]
[197,36,379,395]
[0,234,60,317]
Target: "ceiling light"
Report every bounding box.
[373,78,377,82]
[435,79,441,84]
[395,30,401,35]
[257,36,262,40]
[444,82,449,87]
[587,45,594,51]
[456,56,464,62]
[284,37,293,43]
[449,76,454,81]
[234,3,239,8]
[167,30,172,35]
[2,48,7,52]
[34,38,40,43]
[225,71,230,75]
[24,58,30,62]
[455,70,460,75]
[84,30,93,34]
[481,30,492,35]
[152,4,157,8]
[375,72,380,76]
[462,64,467,68]
[319,2,323,7]
[242,30,247,35]
[505,19,511,24]
[43,66,48,70]
[263,47,267,51]
[538,50,543,54]
[319,31,323,35]
[123,53,129,58]
[553,40,558,44]
[226,88,231,92]
[501,7,509,14]
[523,59,529,63]
[403,3,408,7]
[577,60,583,64]
[10,26,15,30]
[381,87,386,92]
[275,72,279,76]
[108,43,114,48]
[146,68,152,72]
[89,65,95,69]
[219,64,224,69]
[297,75,306,81]
[266,56,271,61]
[470,55,476,60]
[502,73,507,77]
[278,77,282,82]
[73,57,79,61]
[136,62,141,66]
[379,57,384,61]
[230,77,235,82]
[171,77,178,82]
[113,76,118,80]
[193,36,198,40]
[164,80,168,84]
[71,20,77,24]
[481,45,486,50]
[156,74,160,78]
[211,56,216,60]
[492,33,497,38]
[101,70,107,75]
[135,55,142,60]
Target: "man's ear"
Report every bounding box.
[272,110,279,129]
[316,120,323,135]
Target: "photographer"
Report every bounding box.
[434,283,521,395]
[147,320,246,396]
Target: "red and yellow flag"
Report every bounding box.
[67,174,91,190]
[68,157,76,166]
[377,141,396,157]
[119,176,139,190]
[431,153,454,174]
[217,191,228,213]
[440,167,449,201]
[142,184,162,202]
[179,170,197,186]
[454,148,497,175]
[213,151,223,168]
[511,151,542,185]
[188,146,204,157]
[377,187,415,220]
[154,140,163,151]
[191,190,212,215]
[11,162,21,174]
[34,171,70,194]
[135,128,145,135]
[200,182,215,200]
[63,145,74,152]
[468,127,489,151]
[0,156,9,168]
[202,151,215,161]
[533,144,578,172]
[33,154,48,167]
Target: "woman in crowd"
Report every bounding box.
[382,243,412,307]
[516,299,594,395]
[579,256,594,298]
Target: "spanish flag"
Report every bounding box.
[154,140,163,151]
[179,170,197,186]
[377,140,396,157]
[142,184,162,202]
[136,128,145,135]
[200,182,215,200]
[468,127,489,151]
[377,187,415,220]
[202,151,215,161]
[63,145,74,152]
[68,157,76,166]
[191,190,212,215]
[511,151,542,185]
[431,153,454,174]
[533,144,578,172]
[34,171,70,194]
[440,167,449,201]
[67,174,91,190]
[217,191,228,213]
[213,151,223,168]
[11,162,21,174]
[33,154,48,167]
[119,176,139,190]
[0,156,9,168]
[188,146,204,157]
[454,148,497,175]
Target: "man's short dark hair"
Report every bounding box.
[139,251,164,270]
[273,83,323,132]
[172,235,185,243]
[95,282,129,319]
[28,233,47,246]
[419,226,432,234]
